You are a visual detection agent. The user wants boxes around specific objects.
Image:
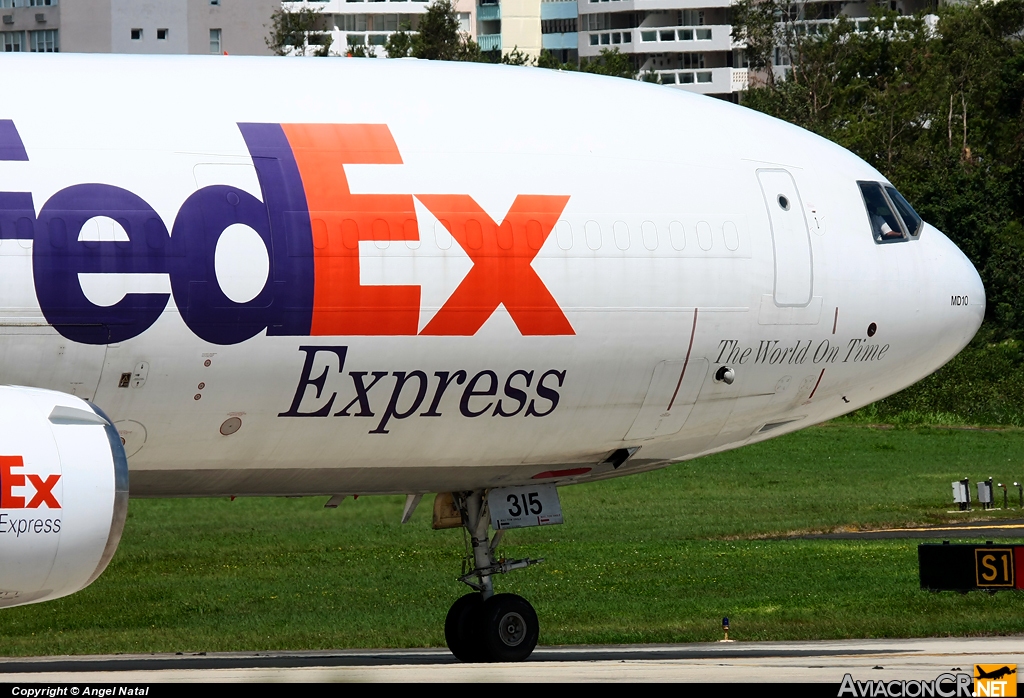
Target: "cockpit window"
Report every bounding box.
[858,181,907,243]
[884,186,922,237]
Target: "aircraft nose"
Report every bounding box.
[919,222,985,364]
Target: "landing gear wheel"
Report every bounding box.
[444,592,485,662]
[477,593,539,663]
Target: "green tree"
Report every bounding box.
[347,44,375,58]
[731,0,781,88]
[640,68,661,84]
[537,50,577,71]
[265,6,333,57]
[734,0,1024,423]
[501,45,533,66]
[383,23,413,58]
[580,48,635,79]
[409,0,483,61]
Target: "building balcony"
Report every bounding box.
[477,4,501,21]
[304,0,429,10]
[540,1,578,20]
[580,29,633,55]
[650,66,743,94]
[542,31,577,50]
[635,24,734,52]
[731,67,748,91]
[478,33,501,51]
[579,0,732,14]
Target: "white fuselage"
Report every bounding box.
[0,54,984,498]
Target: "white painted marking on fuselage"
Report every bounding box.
[78,273,171,308]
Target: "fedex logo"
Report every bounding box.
[0,456,61,509]
[0,120,574,346]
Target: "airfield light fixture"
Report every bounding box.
[1015,482,1022,509]
[998,482,1007,510]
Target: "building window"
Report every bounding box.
[1,30,23,51]
[680,9,704,26]
[681,52,704,69]
[210,0,220,5]
[131,28,142,40]
[541,18,576,34]
[340,14,368,32]
[157,28,167,40]
[28,0,57,6]
[209,27,221,53]
[29,28,56,51]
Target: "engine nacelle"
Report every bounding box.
[0,386,127,608]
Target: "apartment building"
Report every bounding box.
[1,0,942,100]
[285,0,505,57]
[577,0,740,96]
[1,0,278,55]
[285,0,574,60]
[284,0,458,55]
[577,0,940,99]
[0,0,59,53]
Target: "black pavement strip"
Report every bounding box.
[0,647,913,673]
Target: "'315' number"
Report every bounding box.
[506,492,543,517]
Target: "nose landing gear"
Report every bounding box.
[443,490,542,663]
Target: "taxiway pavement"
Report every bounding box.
[0,637,1021,682]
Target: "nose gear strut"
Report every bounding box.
[444,490,541,662]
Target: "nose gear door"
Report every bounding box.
[757,169,813,307]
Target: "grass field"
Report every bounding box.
[3,424,1024,656]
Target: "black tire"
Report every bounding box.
[444,592,485,662]
[476,593,539,663]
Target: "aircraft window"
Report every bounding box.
[885,186,922,238]
[525,219,543,250]
[585,220,601,250]
[16,217,32,248]
[696,220,713,250]
[641,221,658,251]
[434,219,453,250]
[669,221,685,250]
[404,218,420,249]
[466,219,483,250]
[723,220,739,251]
[858,181,906,243]
[311,218,328,250]
[145,218,166,250]
[613,221,629,250]
[497,220,514,250]
[555,220,572,250]
[49,217,66,248]
[342,219,359,249]
[373,219,390,249]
